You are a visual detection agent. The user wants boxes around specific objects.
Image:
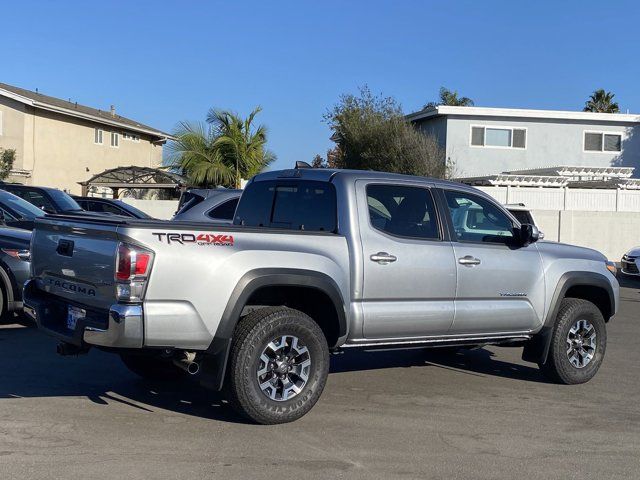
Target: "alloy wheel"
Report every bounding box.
[257,335,312,401]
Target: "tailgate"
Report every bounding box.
[31,216,122,310]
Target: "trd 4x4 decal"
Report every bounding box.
[152,232,234,246]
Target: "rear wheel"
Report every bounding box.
[538,298,606,384]
[225,307,330,425]
[120,352,186,381]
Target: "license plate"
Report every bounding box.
[66,306,86,330]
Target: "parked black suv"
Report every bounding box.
[0,226,32,322]
[72,196,152,219]
[0,184,85,214]
[0,189,46,230]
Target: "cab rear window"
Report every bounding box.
[234,180,337,233]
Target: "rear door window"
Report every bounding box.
[207,198,239,220]
[366,184,440,240]
[234,180,337,232]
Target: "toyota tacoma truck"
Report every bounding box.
[24,167,619,424]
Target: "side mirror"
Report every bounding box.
[519,223,539,247]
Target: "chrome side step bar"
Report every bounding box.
[342,334,532,349]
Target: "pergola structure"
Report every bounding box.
[458,165,636,189]
[458,174,569,188]
[79,166,189,198]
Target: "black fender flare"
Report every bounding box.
[200,268,347,391]
[522,271,615,365]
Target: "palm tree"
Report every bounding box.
[167,121,236,187]
[168,107,275,188]
[584,89,620,113]
[207,107,275,188]
[424,87,474,109]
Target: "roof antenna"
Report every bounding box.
[295,161,312,169]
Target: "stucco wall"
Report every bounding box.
[28,109,164,194]
[0,97,164,194]
[437,115,640,177]
[415,116,447,147]
[0,96,26,165]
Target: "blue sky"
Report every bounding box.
[3,0,639,170]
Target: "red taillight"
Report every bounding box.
[134,252,151,276]
[116,244,132,280]
[116,244,152,281]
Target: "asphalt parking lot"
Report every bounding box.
[1,278,639,480]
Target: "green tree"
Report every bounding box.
[0,148,15,181]
[424,86,474,109]
[325,86,448,178]
[207,107,275,187]
[168,107,275,188]
[311,154,327,168]
[583,89,620,113]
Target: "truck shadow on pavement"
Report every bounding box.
[0,321,548,423]
[330,346,548,383]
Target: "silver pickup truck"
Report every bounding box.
[25,167,619,424]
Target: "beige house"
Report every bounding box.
[0,82,171,194]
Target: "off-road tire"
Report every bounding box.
[120,352,186,381]
[538,298,606,384]
[225,306,330,425]
[0,279,13,324]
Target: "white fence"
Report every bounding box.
[121,199,178,220]
[476,186,640,212]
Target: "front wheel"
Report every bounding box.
[225,307,330,424]
[538,298,607,384]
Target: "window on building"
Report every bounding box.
[584,132,622,152]
[471,126,526,149]
[111,132,119,147]
[94,128,103,144]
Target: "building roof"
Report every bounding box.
[0,82,171,140]
[406,105,640,124]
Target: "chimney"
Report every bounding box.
[110,105,116,117]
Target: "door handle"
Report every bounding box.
[370,252,397,264]
[458,255,481,266]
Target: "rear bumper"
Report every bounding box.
[23,279,143,349]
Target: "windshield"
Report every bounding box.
[0,191,46,219]
[47,189,83,211]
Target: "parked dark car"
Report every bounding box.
[0,227,31,322]
[0,189,46,230]
[0,184,85,215]
[174,188,242,220]
[172,189,241,223]
[72,196,152,219]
